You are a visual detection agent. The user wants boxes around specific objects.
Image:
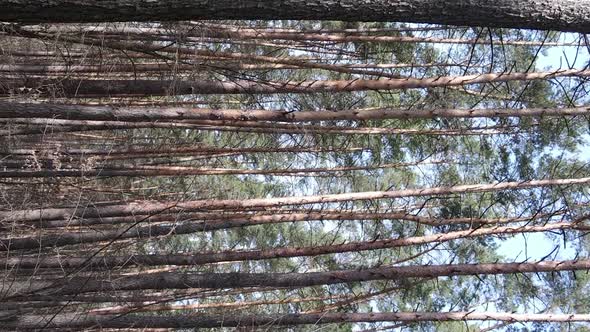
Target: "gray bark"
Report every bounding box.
[0,101,588,123]
[0,161,439,178]
[3,70,589,97]
[3,311,590,329]
[2,177,589,222]
[3,259,589,298]
[3,222,583,267]
[0,1,589,34]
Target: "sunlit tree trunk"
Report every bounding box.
[2,177,589,222]
[3,69,589,97]
[3,259,589,297]
[1,102,587,122]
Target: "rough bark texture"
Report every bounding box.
[0,161,440,178]
[3,223,582,267]
[68,26,574,46]
[3,70,589,97]
[0,118,516,137]
[3,311,590,329]
[0,62,469,73]
[2,145,360,157]
[21,210,539,229]
[0,101,588,122]
[3,260,590,298]
[0,1,589,34]
[2,177,589,222]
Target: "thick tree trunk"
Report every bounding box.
[0,102,587,122]
[0,0,589,34]
[3,69,589,97]
[2,177,589,222]
[3,259,589,297]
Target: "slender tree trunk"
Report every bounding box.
[21,207,459,229]
[3,62,477,73]
[0,161,443,178]
[0,62,483,73]
[89,294,348,315]
[1,118,519,137]
[5,30,407,79]
[0,102,587,122]
[28,22,454,35]
[45,211,565,229]
[3,259,589,297]
[2,177,589,222]
[1,0,589,34]
[0,63,184,74]
[3,222,584,266]
[3,69,589,97]
[3,311,590,329]
[1,145,365,159]
[72,26,576,47]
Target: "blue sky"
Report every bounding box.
[497,32,590,261]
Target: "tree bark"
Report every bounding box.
[0,118,520,137]
[3,222,584,266]
[3,311,590,329]
[2,177,589,222]
[1,62,474,73]
[3,259,590,298]
[3,69,589,97]
[0,161,442,178]
[0,1,589,34]
[88,294,348,315]
[2,145,364,159]
[22,210,559,230]
[0,102,588,122]
[72,25,576,47]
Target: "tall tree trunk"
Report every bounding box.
[2,177,589,222]
[73,26,576,47]
[1,62,474,74]
[35,211,562,229]
[89,294,349,315]
[3,259,590,298]
[3,222,585,266]
[1,118,520,137]
[2,145,365,159]
[0,102,587,122]
[2,311,589,329]
[0,0,589,33]
[0,161,443,178]
[3,69,589,97]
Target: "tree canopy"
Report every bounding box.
[0,17,589,332]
